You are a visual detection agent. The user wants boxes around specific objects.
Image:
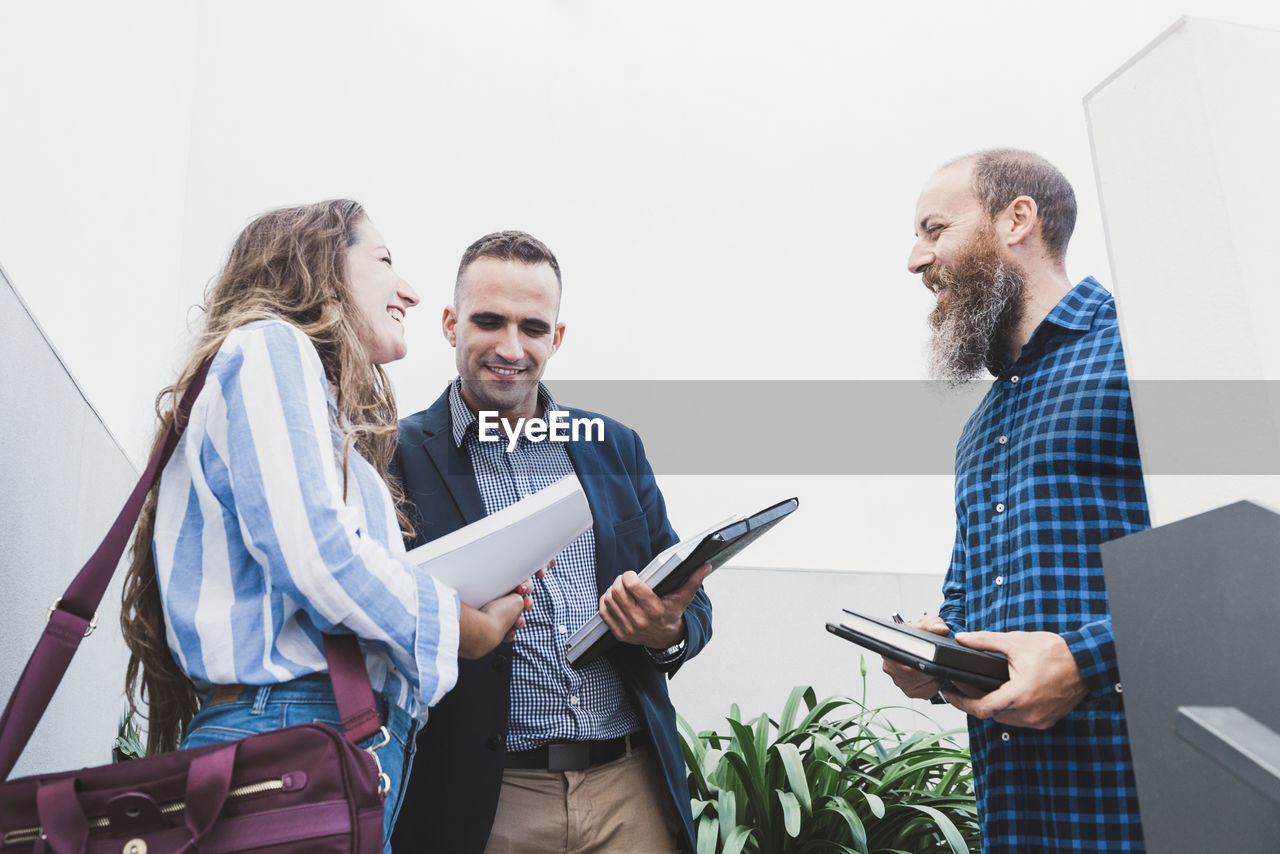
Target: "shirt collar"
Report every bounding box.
[1041,276,1111,333]
[998,276,1111,374]
[447,377,560,448]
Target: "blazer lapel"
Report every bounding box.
[412,394,487,527]
[422,431,486,525]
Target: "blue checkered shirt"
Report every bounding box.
[941,277,1151,852]
[448,380,643,750]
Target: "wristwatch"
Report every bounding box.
[658,637,687,658]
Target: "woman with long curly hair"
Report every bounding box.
[120,199,529,846]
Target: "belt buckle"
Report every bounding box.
[547,742,591,771]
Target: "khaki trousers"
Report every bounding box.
[482,744,681,854]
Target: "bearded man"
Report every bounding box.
[884,149,1151,852]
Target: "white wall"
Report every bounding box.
[7,2,1279,581]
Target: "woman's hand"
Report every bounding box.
[458,579,535,659]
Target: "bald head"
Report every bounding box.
[943,149,1077,260]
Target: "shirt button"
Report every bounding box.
[558,626,567,635]
[1010,375,1020,383]
[998,435,1008,445]
[1115,682,1124,694]
[1000,732,1011,742]
[569,695,579,706]
[995,575,1004,586]
[491,654,509,671]
[995,503,1005,513]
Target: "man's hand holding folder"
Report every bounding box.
[599,563,713,650]
[941,630,1089,731]
[882,619,1091,730]
[567,497,798,667]
[881,614,954,699]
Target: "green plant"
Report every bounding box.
[113,708,145,762]
[679,672,979,854]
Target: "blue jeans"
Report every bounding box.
[181,674,418,852]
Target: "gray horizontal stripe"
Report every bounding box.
[531,380,1280,475]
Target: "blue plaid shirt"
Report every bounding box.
[448,380,643,750]
[942,277,1150,852]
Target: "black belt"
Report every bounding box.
[504,731,649,771]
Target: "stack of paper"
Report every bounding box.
[407,473,593,607]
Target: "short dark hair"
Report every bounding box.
[950,148,1077,260]
[454,230,562,306]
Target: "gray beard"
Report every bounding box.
[926,259,1025,386]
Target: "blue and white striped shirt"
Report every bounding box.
[153,319,460,719]
[448,380,643,750]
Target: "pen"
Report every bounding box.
[891,612,949,705]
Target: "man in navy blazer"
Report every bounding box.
[391,231,712,853]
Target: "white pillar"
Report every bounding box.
[1085,17,1280,524]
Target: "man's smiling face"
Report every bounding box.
[908,162,1026,383]
[444,256,565,421]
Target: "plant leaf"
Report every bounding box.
[723,825,755,854]
[779,684,816,733]
[717,789,737,845]
[815,795,869,854]
[773,741,813,814]
[776,789,802,837]
[811,731,847,764]
[850,788,886,819]
[753,712,771,774]
[697,814,719,854]
[901,803,969,854]
[680,719,711,798]
[703,747,725,787]
[726,718,765,786]
[720,742,772,840]
[113,708,146,762]
[867,754,970,793]
[798,844,862,854]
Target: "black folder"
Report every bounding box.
[566,497,799,667]
[826,609,1008,695]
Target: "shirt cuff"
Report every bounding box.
[1062,619,1121,697]
[414,572,461,711]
